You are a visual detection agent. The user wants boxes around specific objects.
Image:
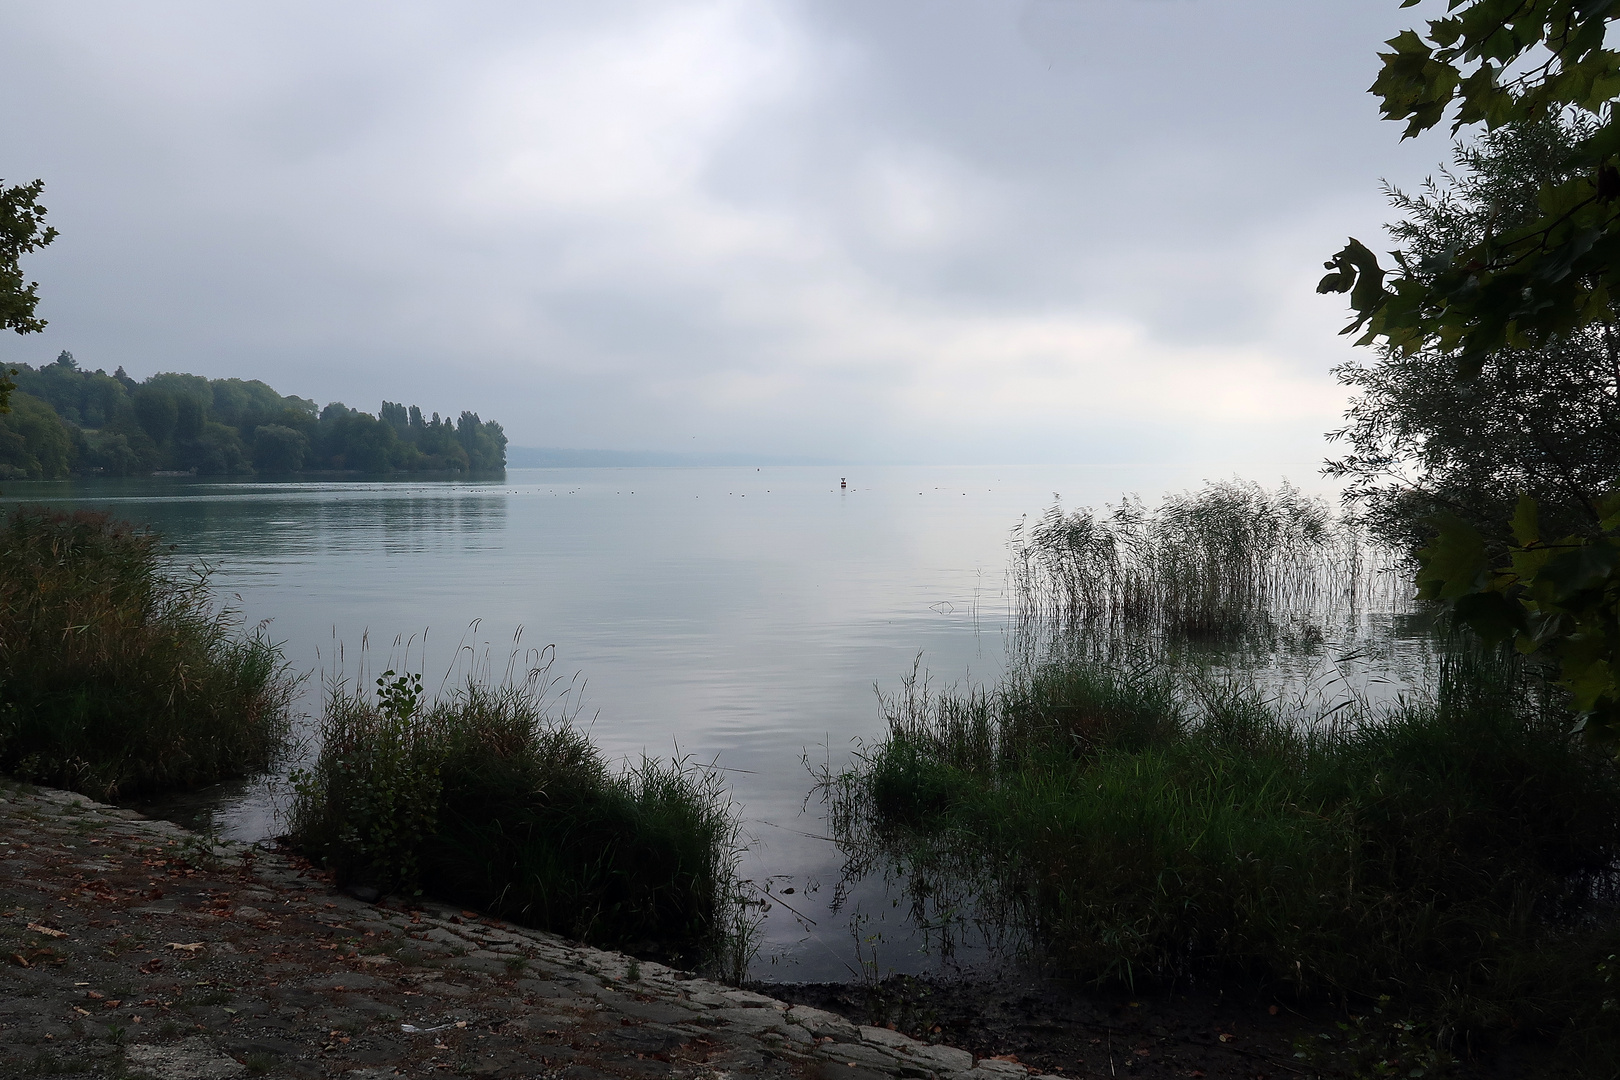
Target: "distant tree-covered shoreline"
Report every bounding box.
[0,352,505,479]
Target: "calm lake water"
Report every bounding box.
[3,463,1416,981]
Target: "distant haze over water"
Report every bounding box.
[505,447,839,468]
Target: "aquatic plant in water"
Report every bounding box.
[1010,478,1406,643]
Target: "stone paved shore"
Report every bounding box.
[0,780,1061,1080]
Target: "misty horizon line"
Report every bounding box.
[506,446,850,468]
[506,446,1334,471]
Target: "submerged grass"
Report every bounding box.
[288,661,748,972]
[828,643,1620,1069]
[0,507,294,799]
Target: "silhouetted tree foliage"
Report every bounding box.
[1320,2,1620,370]
[0,351,505,479]
[1327,119,1620,556]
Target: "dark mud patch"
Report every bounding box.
[756,969,1545,1079]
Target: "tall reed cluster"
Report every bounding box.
[288,666,746,970]
[828,644,1620,1069]
[1011,479,1401,639]
[0,507,292,798]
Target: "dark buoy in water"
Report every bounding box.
[840,477,847,489]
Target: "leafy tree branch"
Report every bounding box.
[0,178,59,413]
[1319,0,1620,370]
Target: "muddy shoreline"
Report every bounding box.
[757,959,1547,1079]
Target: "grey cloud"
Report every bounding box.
[0,0,1450,463]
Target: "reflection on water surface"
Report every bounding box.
[1,464,1422,980]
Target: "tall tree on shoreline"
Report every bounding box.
[0,179,59,413]
[1326,118,1620,554]
[1321,3,1620,751]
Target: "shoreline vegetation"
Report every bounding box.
[1007,478,1405,643]
[0,350,506,479]
[821,482,1620,1074]
[286,664,752,976]
[826,646,1620,1067]
[0,507,294,799]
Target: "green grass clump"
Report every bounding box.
[289,669,744,969]
[832,644,1620,1067]
[0,507,292,798]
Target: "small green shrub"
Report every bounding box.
[290,669,744,968]
[290,670,442,887]
[0,507,293,798]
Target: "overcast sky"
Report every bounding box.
[0,1,1452,463]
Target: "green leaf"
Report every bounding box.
[1317,239,1384,299]
[1510,494,1540,547]
[1535,542,1620,601]
[1427,16,1463,46]
[1509,542,1554,587]
[1597,490,1620,532]
[1566,656,1617,714]
[1317,269,1353,294]
[1386,29,1431,57]
[1416,514,1490,601]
